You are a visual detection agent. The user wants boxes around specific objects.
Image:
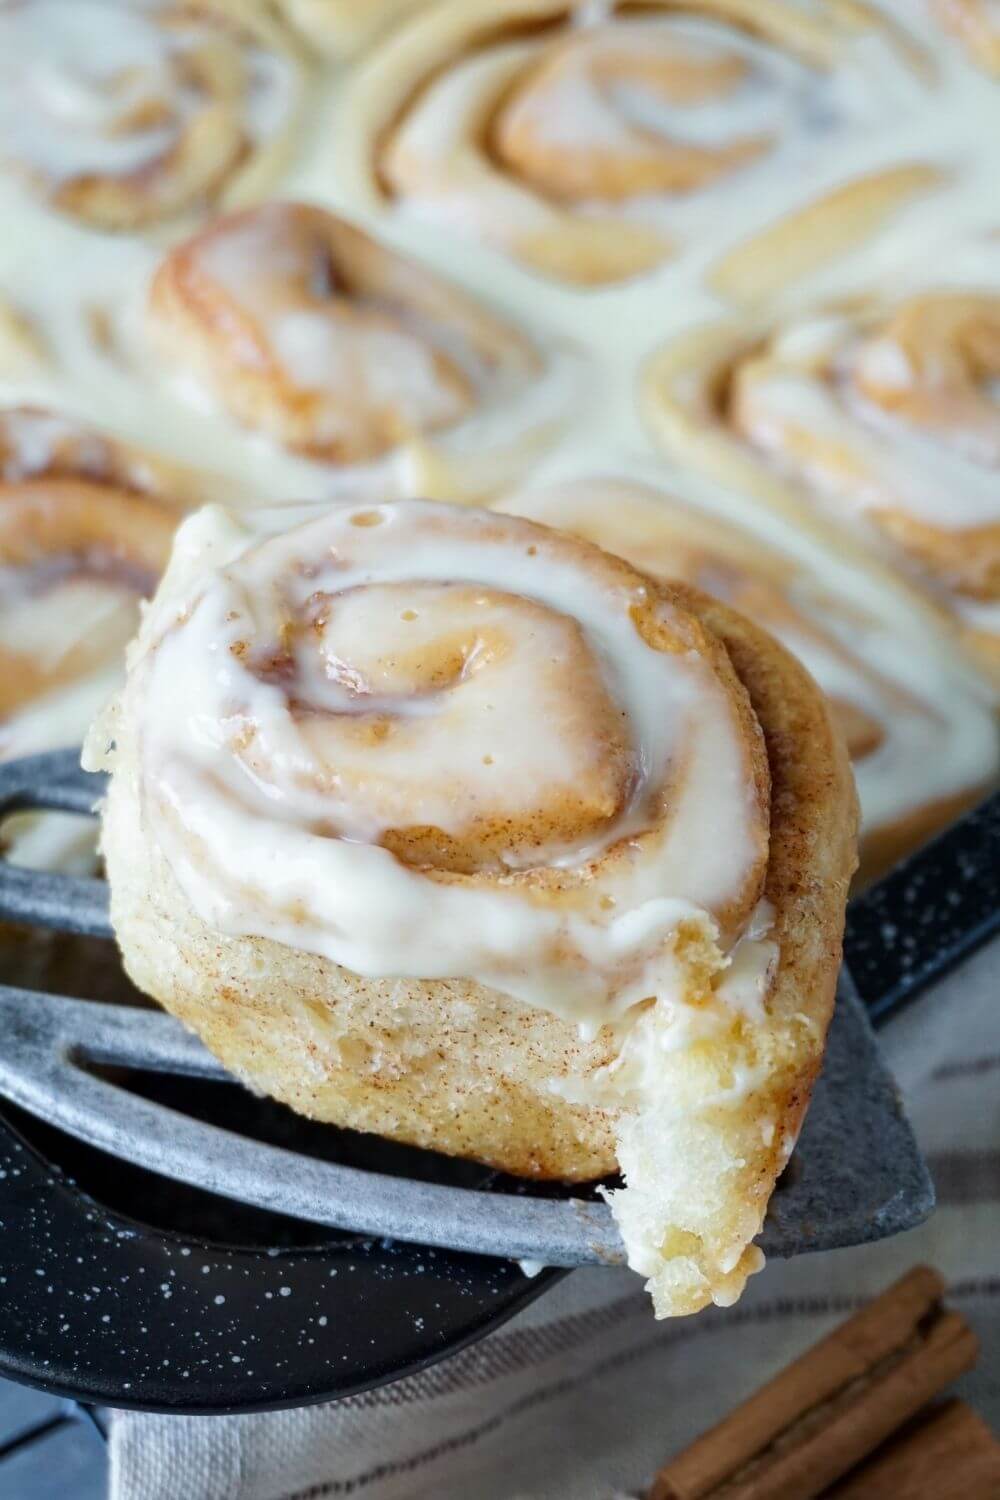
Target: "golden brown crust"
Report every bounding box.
[674,583,857,1192]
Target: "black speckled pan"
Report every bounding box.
[0,751,996,1413]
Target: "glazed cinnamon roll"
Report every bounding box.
[0,405,208,507]
[0,409,180,760]
[0,0,307,231]
[90,498,856,1317]
[933,0,1000,73]
[148,200,553,478]
[340,0,938,288]
[644,281,1000,682]
[499,477,998,883]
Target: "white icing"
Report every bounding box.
[380,43,557,243]
[111,500,767,1030]
[0,0,296,187]
[516,1258,546,1277]
[501,20,824,156]
[0,2,181,180]
[270,310,469,436]
[956,593,1000,630]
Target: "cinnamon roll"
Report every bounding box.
[498,477,998,883]
[0,0,307,231]
[147,200,555,481]
[0,404,209,507]
[0,418,179,761]
[90,497,857,1317]
[643,281,1000,682]
[933,0,1000,74]
[339,0,938,288]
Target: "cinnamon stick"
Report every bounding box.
[650,1267,979,1500]
[827,1399,1000,1498]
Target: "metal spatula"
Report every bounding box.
[1,749,996,1269]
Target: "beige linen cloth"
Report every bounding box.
[110,941,1000,1500]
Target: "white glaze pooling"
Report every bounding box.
[270,314,462,422]
[0,2,180,180]
[0,0,997,845]
[108,499,769,1029]
[0,572,135,662]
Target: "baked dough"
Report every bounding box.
[91,497,857,1316]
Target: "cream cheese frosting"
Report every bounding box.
[1,0,996,866]
[90,499,771,1031]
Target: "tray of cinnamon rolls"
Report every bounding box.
[0,0,997,1406]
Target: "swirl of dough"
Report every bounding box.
[499,476,999,882]
[0,402,186,874]
[644,283,1000,682]
[147,202,543,464]
[110,498,771,992]
[0,472,176,752]
[0,0,306,230]
[94,497,857,1316]
[340,0,935,287]
[730,294,1000,590]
